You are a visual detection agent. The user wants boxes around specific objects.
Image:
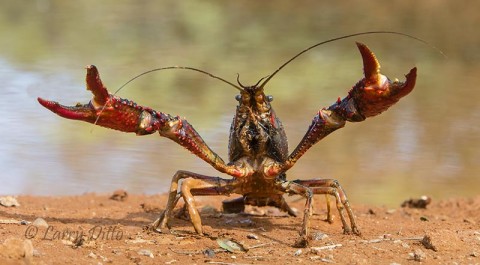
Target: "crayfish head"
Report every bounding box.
[235,73,274,112]
[230,79,287,163]
[235,85,273,114]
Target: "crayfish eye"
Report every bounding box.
[235,95,241,101]
[266,95,273,102]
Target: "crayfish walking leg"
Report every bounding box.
[276,181,315,247]
[293,179,360,235]
[152,170,235,234]
[278,178,359,247]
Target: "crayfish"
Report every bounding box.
[38,33,417,247]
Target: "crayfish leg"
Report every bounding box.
[151,170,236,234]
[293,178,361,236]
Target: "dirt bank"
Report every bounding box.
[0,193,479,264]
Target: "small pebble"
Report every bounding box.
[33,249,41,257]
[294,249,302,256]
[411,248,426,261]
[203,248,215,258]
[239,219,254,225]
[88,252,97,259]
[311,232,329,241]
[138,249,154,258]
[247,233,259,240]
[421,235,438,252]
[32,217,49,228]
[401,195,432,209]
[0,196,20,207]
[110,189,128,201]
[464,218,476,225]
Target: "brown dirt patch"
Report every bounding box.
[0,193,479,264]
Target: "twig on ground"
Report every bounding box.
[360,236,423,244]
[311,244,343,251]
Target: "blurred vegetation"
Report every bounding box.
[0,0,479,205]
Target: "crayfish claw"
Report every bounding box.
[37,65,111,123]
[38,65,159,133]
[350,43,418,118]
[37,97,97,121]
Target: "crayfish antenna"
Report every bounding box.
[258,31,444,90]
[91,66,246,127]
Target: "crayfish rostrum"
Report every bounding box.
[38,36,416,247]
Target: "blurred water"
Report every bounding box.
[0,1,479,206]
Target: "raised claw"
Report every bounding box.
[38,65,247,177]
[38,65,155,134]
[352,42,417,118]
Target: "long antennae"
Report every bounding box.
[92,66,243,128]
[237,73,270,89]
[259,31,446,89]
[113,66,243,96]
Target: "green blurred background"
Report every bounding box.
[1,0,478,206]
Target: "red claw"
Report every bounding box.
[352,42,417,117]
[37,97,97,121]
[37,65,111,123]
[38,66,152,133]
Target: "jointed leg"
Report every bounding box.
[277,181,314,247]
[294,179,360,235]
[324,195,333,223]
[151,170,235,234]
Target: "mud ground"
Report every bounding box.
[0,192,479,264]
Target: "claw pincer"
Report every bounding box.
[352,42,417,118]
[38,65,164,135]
